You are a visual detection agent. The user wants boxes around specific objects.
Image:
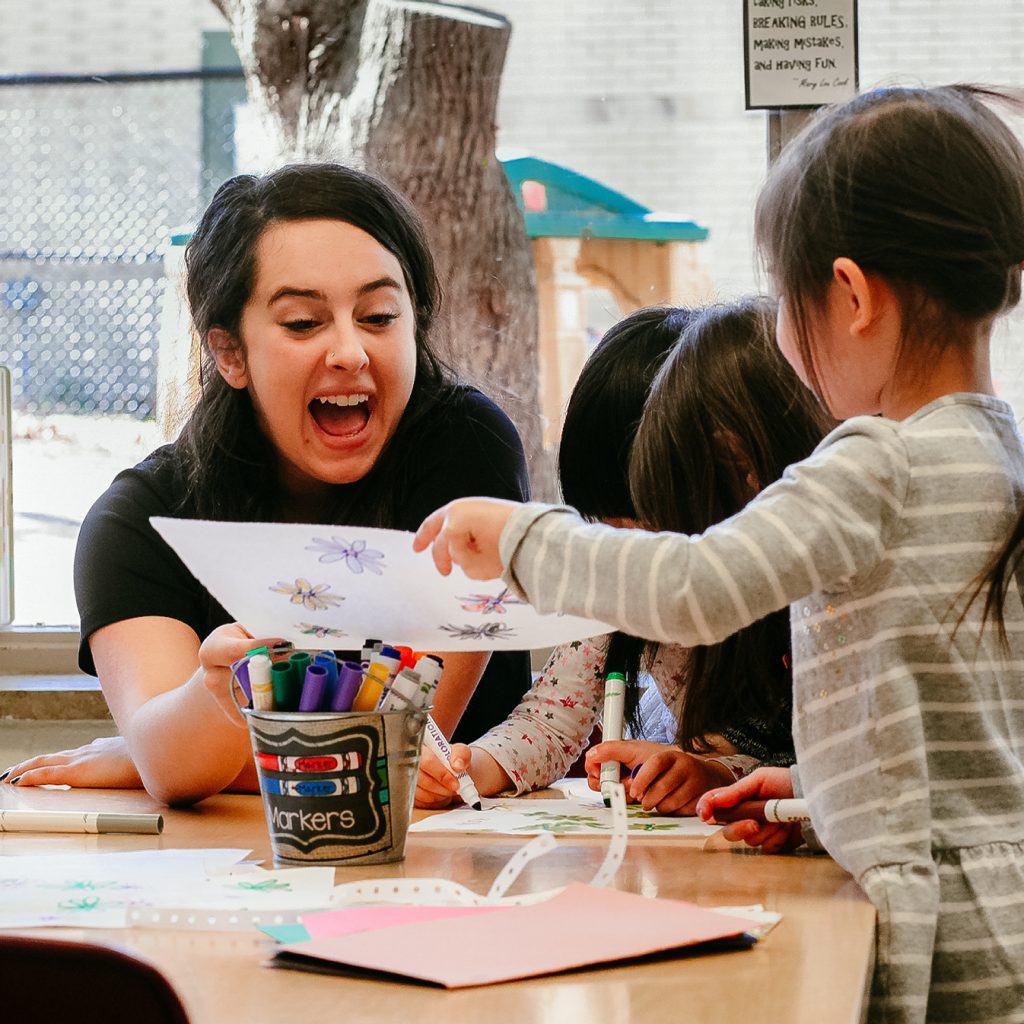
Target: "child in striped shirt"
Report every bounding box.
[415,85,1024,1021]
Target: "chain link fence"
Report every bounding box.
[0,72,241,418]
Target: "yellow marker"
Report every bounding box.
[351,662,390,712]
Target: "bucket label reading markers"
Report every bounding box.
[245,710,424,863]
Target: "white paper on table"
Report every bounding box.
[408,795,719,838]
[151,518,611,650]
[0,849,334,929]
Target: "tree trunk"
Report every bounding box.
[212,0,551,497]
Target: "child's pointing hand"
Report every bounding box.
[414,498,518,579]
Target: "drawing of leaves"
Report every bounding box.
[306,536,386,575]
[56,880,129,891]
[516,811,605,831]
[270,578,345,611]
[438,622,518,642]
[297,622,348,639]
[457,587,523,615]
[232,879,293,892]
[57,895,105,912]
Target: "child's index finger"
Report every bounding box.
[412,505,448,552]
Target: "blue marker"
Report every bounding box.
[313,653,339,705]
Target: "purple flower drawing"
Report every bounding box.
[269,578,345,612]
[297,622,348,639]
[439,622,518,642]
[458,587,523,615]
[306,536,386,575]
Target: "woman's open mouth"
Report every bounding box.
[309,393,372,438]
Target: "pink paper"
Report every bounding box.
[277,884,759,988]
[301,904,505,939]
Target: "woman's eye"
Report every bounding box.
[282,319,319,332]
[360,312,399,327]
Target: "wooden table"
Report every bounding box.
[0,785,874,1024]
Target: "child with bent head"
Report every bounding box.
[417,298,829,811]
[417,86,1024,1020]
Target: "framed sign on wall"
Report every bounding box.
[744,0,858,110]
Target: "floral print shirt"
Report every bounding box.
[472,635,693,795]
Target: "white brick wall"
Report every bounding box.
[4,0,1024,412]
[0,0,226,72]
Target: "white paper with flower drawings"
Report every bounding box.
[151,518,611,650]
[0,849,338,929]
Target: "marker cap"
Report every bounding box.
[298,664,329,712]
[331,660,363,712]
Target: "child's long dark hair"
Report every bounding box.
[178,162,456,526]
[754,85,1024,640]
[557,306,697,730]
[630,297,832,750]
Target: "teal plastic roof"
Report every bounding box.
[500,155,709,242]
[170,156,709,246]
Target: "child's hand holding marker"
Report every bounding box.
[422,717,483,810]
[697,767,805,853]
[413,497,519,579]
[415,743,474,809]
[587,740,736,816]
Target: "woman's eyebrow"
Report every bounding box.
[266,277,402,305]
[357,276,403,296]
[268,287,325,304]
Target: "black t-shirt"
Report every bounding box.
[75,386,531,744]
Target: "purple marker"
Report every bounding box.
[231,657,253,703]
[331,660,364,712]
[298,664,329,712]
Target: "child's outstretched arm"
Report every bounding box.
[696,767,804,853]
[586,740,735,815]
[413,498,521,579]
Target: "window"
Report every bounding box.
[5,0,1024,669]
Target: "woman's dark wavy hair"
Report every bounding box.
[177,162,454,525]
[754,84,1024,643]
[630,297,832,750]
[557,306,698,730]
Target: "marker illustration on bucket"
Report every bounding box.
[232,649,430,865]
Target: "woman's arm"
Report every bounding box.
[89,616,265,805]
[423,651,490,739]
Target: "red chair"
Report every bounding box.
[0,934,191,1024]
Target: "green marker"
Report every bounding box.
[271,660,300,711]
[600,671,626,806]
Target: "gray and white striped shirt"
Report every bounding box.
[500,393,1024,1021]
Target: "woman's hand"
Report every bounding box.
[696,766,804,853]
[197,623,285,723]
[413,498,518,579]
[415,743,471,808]
[586,740,735,815]
[0,735,142,789]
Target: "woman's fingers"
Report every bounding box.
[1,737,142,789]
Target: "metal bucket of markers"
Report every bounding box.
[231,649,429,866]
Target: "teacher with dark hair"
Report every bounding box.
[1,164,530,804]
